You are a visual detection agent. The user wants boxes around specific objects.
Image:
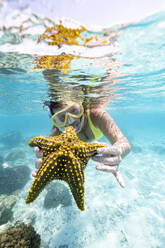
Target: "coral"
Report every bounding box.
[44,182,72,209]
[0,166,30,195]
[5,150,25,163]
[0,195,18,225]
[0,131,24,148]
[0,223,40,248]
[26,126,106,210]
[0,156,4,165]
[0,164,4,175]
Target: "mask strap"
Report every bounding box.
[44,105,52,118]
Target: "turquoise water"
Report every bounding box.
[0,2,165,248]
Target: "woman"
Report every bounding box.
[34,97,131,188]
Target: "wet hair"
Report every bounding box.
[44,100,63,116]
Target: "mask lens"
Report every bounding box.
[52,113,66,126]
[67,104,82,115]
[51,102,84,127]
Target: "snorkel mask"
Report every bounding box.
[51,102,84,131]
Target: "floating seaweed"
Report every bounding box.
[37,22,90,47]
[34,54,75,72]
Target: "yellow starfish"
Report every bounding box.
[26,126,106,210]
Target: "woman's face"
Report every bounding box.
[51,102,84,132]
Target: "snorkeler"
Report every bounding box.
[34,98,131,188]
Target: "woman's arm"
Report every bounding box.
[91,109,131,157]
[90,109,131,187]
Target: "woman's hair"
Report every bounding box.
[43,69,112,115]
[44,100,63,116]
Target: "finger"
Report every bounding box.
[34,146,40,153]
[96,164,118,173]
[96,164,125,188]
[34,147,43,158]
[92,155,121,165]
[32,171,37,177]
[97,146,121,156]
[35,158,42,169]
[114,171,125,188]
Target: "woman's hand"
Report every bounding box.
[92,145,125,188]
[32,147,43,177]
[32,145,125,187]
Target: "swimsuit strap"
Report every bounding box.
[86,108,103,140]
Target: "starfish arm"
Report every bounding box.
[28,136,61,151]
[74,142,107,169]
[83,143,107,159]
[63,153,85,211]
[26,153,62,204]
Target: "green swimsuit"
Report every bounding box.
[86,109,103,140]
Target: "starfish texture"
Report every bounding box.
[26,126,106,210]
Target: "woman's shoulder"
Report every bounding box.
[89,107,107,122]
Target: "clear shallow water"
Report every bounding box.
[0,1,165,248]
